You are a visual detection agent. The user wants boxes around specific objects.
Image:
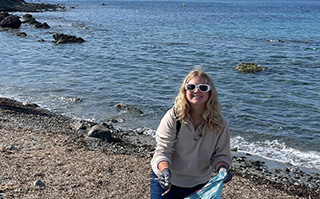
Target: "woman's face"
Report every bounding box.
[185,76,210,108]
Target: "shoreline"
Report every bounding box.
[0,97,319,198]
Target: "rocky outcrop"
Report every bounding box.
[22,14,50,29]
[0,13,21,28]
[235,63,268,73]
[0,0,63,12]
[53,33,85,44]
[0,12,49,30]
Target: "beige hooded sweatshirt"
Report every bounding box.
[151,108,232,188]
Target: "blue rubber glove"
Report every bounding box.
[217,165,232,183]
[158,168,172,191]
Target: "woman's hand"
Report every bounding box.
[217,165,232,183]
[158,168,172,190]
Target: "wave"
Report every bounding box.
[231,136,320,171]
[50,94,83,103]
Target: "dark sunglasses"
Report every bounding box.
[185,83,211,92]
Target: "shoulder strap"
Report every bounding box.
[173,107,181,135]
[176,120,181,135]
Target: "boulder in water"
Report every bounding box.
[53,33,85,44]
[0,14,21,28]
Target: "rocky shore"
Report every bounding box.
[0,97,319,198]
[0,11,86,44]
[0,0,64,12]
[1,0,85,44]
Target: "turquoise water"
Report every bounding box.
[1,0,319,171]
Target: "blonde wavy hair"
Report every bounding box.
[174,68,223,132]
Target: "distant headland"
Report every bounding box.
[0,0,62,12]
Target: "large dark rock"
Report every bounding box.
[53,33,85,44]
[0,15,21,28]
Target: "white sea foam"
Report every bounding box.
[50,94,83,103]
[231,136,320,170]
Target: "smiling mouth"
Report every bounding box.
[192,95,202,99]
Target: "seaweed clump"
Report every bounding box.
[235,63,268,73]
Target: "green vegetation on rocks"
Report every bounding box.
[235,63,268,73]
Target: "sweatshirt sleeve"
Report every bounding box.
[151,108,177,177]
[210,118,232,170]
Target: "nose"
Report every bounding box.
[194,87,200,92]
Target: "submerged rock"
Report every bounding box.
[115,103,143,115]
[235,63,268,73]
[12,32,27,37]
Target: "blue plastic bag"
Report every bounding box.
[184,172,225,199]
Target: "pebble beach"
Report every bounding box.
[0,97,319,198]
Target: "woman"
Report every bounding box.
[150,68,232,199]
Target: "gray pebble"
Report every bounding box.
[34,180,45,187]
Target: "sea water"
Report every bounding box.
[1,0,319,172]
